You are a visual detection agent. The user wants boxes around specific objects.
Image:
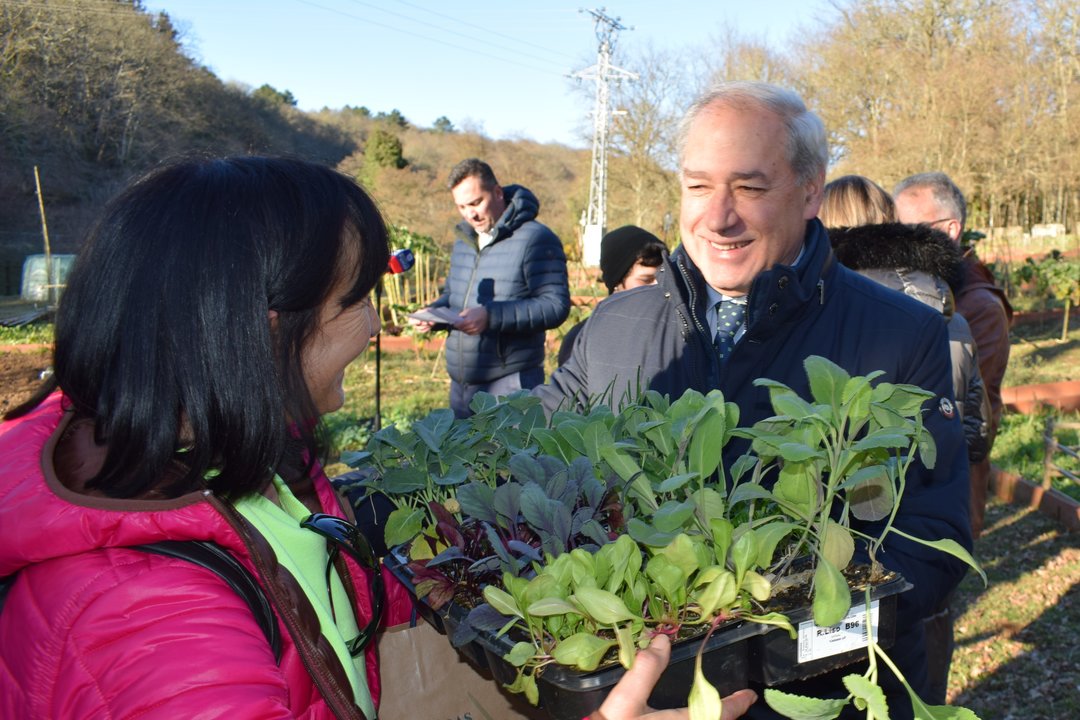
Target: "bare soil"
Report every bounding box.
[0,346,51,415]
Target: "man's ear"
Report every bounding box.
[944,218,962,243]
[803,171,826,220]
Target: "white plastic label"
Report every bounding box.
[796,600,880,663]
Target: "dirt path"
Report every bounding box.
[0,346,51,414]
[0,335,446,415]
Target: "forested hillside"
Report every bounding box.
[0,0,594,294]
[0,1,363,284]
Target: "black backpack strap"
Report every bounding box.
[0,574,13,612]
[137,540,282,663]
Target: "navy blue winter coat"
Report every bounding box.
[432,184,569,384]
[538,219,972,715]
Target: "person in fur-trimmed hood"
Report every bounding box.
[828,221,990,466]
[821,175,989,708]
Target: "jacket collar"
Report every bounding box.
[668,219,835,341]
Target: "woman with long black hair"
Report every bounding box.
[0,156,753,720]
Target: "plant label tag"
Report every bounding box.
[797,600,880,663]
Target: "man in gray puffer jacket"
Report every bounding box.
[412,159,569,417]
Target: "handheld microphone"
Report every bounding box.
[387,248,415,275]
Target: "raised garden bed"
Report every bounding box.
[989,466,1080,531]
[1001,381,1080,414]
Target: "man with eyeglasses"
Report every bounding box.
[893,171,1013,707]
[893,172,1013,539]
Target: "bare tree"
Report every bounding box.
[605,43,688,233]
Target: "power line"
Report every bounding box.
[1,0,579,81]
[290,0,570,79]
[340,0,574,71]
[394,0,581,64]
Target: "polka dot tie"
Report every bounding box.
[714,300,745,361]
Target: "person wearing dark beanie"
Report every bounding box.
[600,225,667,293]
[558,225,667,365]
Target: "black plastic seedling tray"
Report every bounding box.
[383,550,489,670]
[384,551,763,720]
[384,551,911,720]
[749,574,911,686]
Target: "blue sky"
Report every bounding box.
[147,1,831,148]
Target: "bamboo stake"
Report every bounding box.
[416,252,424,304]
[422,251,430,303]
[386,275,400,326]
[416,251,424,304]
[33,166,54,305]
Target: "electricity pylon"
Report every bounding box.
[573,8,636,266]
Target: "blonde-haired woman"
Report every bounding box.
[818,174,897,228]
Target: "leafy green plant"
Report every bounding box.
[404,454,619,608]
[570,388,747,546]
[1011,250,1080,340]
[353,358,988,719]
[765,587,979,719]
[464,530,792,710]
[347,392,556,549]
[0,322,54,345]
[730,356,984,627]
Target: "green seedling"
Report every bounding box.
[353,358,985,719]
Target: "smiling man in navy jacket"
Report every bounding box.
[536,81,973,718]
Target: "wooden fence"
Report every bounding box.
[1044,418,1080,492]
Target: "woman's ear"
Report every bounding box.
[268,309,279,326]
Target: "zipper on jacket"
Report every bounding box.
[673,256,721,387]
[455,238,484,384]
[675,257,712,346]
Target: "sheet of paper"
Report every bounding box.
[408,306,461,325]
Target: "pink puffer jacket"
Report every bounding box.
[0,394,413,719]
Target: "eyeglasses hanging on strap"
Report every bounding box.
[300,513,385,656]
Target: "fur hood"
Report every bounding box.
[828,222,965,294]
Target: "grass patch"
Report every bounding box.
[950,499,1080,718]
[1005,313,1080,387]
[993,410,1080,502]
[320,327,572,465]
[0,322,54,345]
[319,341,449,465]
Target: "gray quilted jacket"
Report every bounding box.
[431,184,569,384]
